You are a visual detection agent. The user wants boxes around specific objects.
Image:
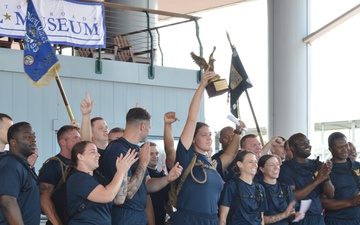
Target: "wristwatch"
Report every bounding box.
[233,129,242,135]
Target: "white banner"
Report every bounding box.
[0,0,105,48]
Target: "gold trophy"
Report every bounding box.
[190,47,229,97]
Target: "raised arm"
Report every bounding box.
[261,136,282,157]
[88,150,138,203]
[80,91,94,141]
[127,142,151,199]
[180,69,216,149]
[164,111,177,169]
[146,162,183,193]
[219,121,245,171]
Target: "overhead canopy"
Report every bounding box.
[157,0,247,20]
[314,120,360,131]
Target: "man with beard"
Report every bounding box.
[0,113,38,167]
[278,133,334,225]
[212,126,235,160]
[321,132,360,224]
[212,125,245,181]
[0,122,40,224]
[101,107,182,225]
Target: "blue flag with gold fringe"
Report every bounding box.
[23,0,60,88]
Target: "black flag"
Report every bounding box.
[229,47,253,118]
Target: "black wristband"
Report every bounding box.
[234,129,242,135]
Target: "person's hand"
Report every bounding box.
[138,142,151,167]
[235,120,246,132]
[316,160,332,183]
[292,212,305,222]
[164,112,178,124]
[80,91,94,115]
[200,68,217,87]
[282,201,296,218]
[324,160,333,170]
[349,192,360,206]
[27,147,39,167]
[115,149,138,172]
[211,159,218,168]
[70,119,80,128]
[167,162,183,182]
[269,136,284,147]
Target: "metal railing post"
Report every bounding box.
[145,10,154,79]
[95,48,102,74]
[155,29,163,66]
[194,19,203,83]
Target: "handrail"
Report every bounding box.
[120,19,199,37]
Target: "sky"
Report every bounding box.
[310,0,360,155]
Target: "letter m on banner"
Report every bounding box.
[0,0,106,48]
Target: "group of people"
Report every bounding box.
[0,69,359,225]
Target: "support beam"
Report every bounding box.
[303,4,360,44]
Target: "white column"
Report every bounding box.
[268,0,310,138]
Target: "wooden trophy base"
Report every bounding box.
[205,79,230,98]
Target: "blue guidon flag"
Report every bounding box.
[23,0,60,88]
[228,47,253,118]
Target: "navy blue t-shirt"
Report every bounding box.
[324,159,360,224]
[220,177,267,225]
[0,154,40,225]
[173,139,223,215]
[67,170,112,225]
[148,168,169,225]
[260,181,296,225]
[101,137,148,224]
[278,159,324,225]
[213,149,235,181]
[39,154,70,224]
